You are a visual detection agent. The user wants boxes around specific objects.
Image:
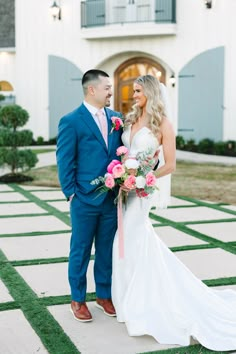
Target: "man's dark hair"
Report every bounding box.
[82,69,109,88]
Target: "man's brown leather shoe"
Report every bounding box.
[95,298,116,317]
[70,301,93,322]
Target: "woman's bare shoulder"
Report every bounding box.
[160,116,174,132]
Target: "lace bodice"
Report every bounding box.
[122,125,159,157]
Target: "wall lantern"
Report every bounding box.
[169,74,176,87]
[50,1,61,20]
[204,0,212,9]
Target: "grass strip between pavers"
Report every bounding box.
[149,213,236,255]
[0,230,70,238]
[175,196,236,217]
[1,186,235,353]
[35,276,236,308]
[204,276,236,287]
[139,344,235,354]
[168,205,198,209]
[9,184,71,226]
[39,293,97,307]
[0,301,20,312]
[184,218,236,225]
[0,200,33,204]
[0,213,49,218]
[9,254,94,267]
[0,249,80,354]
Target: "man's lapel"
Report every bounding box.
[79,104,107,150]
[105,108,114,153]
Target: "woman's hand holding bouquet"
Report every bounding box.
[91,146,158,203]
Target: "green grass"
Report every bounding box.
[172,162,236,205]
[23,161,236,204]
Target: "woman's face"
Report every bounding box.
[133,83,147,108]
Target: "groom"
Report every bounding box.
[56,69,122,322]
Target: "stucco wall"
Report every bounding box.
[6,0,235,140]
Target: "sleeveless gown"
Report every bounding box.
[111,126,236,351]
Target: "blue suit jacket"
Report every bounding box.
[56,103,122,206]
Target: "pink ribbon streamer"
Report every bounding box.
[117,189,124,259]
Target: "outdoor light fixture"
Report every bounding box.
[50,1,61,20]
[204,0,212,9]
[169,74,176,87]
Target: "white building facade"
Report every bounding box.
[0,0,235,143]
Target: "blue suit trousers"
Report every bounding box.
[69,191,117,302]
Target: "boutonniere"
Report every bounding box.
[110,116,124,134]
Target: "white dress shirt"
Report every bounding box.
[83,101,106,132]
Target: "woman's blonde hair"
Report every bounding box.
[125,75,165,135]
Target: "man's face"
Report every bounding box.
[93,76,112,108]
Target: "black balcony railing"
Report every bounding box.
[81,0,176,28]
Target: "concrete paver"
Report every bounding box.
[47,200,69,212]
[0,234,70,260]
[154,226,207,247]
[31,190,65,200]
[0,280,13,302]
[48,303,189,354]
[0,310,48,354]
[15,261,95,298]
[166,196,195,206]
[223,205,236,212]
[156,206,234,222]
[0,184,14,192]
[188,222,236,242]
[0,179,235,354]
[0,215,70,234]
[176,248,236,280]
[0,192,28,202]
[0,202,47,216]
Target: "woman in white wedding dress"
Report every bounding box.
[112,75,236,351]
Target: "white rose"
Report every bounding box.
[136,176,146,188]
[124,158,140,169]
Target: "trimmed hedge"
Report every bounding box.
[176,136,236,157]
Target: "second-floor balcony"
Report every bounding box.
[80,0,176,39]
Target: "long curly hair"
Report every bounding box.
[125,75,165,135]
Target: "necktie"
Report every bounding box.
[96,109,108,146]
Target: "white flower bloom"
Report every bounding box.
[124,158,140,169]
[136,176,146,188]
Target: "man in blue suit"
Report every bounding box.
[56,69,122,322]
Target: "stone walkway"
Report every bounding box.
[0,182,236,354]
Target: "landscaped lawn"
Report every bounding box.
[25,162,236,205]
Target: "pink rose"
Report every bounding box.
[116,146,129,156]
[112,164,126,178]
[110,117,124,133]
[124,175,136,189]
[136,189,149,198]
[111,117,123,129]
[107,159,121,174]
[105,175,115,188]
[145,172,156,187]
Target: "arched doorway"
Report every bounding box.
[114,57,166,114]
[0,80,15,106]
[0,80,14,91]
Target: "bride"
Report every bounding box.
[111,75,236,351]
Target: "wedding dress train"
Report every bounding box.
[112,126,236,351]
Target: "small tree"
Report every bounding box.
[0,104,38,182]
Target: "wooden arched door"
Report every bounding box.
[114,58,166,114]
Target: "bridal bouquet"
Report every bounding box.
[91,146,158,201]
